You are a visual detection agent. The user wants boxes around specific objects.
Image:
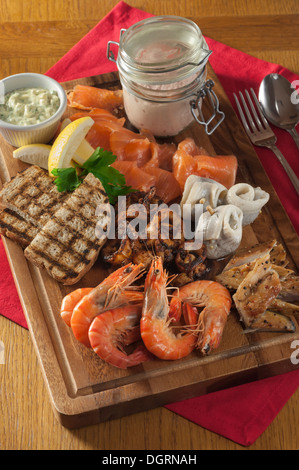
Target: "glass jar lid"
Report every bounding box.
[116,16,212,84]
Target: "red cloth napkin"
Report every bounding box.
[0,241,27,329]
[1,1,299,446]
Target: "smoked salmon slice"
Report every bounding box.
[69,108,125,126]
[142,142,160,168]
[85,120,125,150]
[172,149,198,191]
[156,142,177,171]
[143,167,182,203]
[121,139,152,166]
[112,162,181,203]
[67,85,123,112]
[110,128,147,161]
[177,137,209,157]
[173,144,238,191]
[112,161,156,193]
[194,154,238,189]
[141,142,176,171]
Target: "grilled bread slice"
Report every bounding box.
[0,165,69,229]
[0,208,39,247]
[24,173,110,285]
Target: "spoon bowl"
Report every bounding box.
[258,73,299,149]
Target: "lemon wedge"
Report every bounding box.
[13,144,51,169]
[74,139,95,165]
[60,118,72,130]
[61,118,94,165]
[48,116,94,176]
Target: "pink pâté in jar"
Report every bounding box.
[107,16,225,137]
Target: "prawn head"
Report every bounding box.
[140,257,198,361]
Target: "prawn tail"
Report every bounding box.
[197,335,216,355]
[196,308,227,355]
[182,303,199,330]
[168,297,182,323]
[127,344,155,368]
[121,325,138,345]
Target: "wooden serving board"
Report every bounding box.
[1,67,299,429]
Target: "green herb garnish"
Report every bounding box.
[51,167,81,192]
[51,148,134,204]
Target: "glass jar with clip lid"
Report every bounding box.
[107,16,225,137]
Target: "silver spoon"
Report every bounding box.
[258,73,299,150]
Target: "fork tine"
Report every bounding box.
[250,87,271,129]
[238,91,258,133]
[233,92,252,135]
[245,89,264,132]
[234,88,299,196]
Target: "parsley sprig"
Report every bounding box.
[51,148,134,204]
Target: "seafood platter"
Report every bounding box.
[0,19,298,427]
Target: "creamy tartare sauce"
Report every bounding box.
[0,87,60,126]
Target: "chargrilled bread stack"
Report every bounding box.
[0,166,110,284]
[0,165,69,230]
[0,165,68,247]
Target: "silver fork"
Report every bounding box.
[234,88,299,196]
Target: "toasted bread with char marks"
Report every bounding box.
[0,165,69,229]
[24,173,110,285]
[0,208,39,247]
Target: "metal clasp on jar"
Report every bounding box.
[190,79,225,135]
[107,29,126,62]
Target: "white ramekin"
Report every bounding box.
[0,73,67,147]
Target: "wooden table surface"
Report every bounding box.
[0,0,298,451]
